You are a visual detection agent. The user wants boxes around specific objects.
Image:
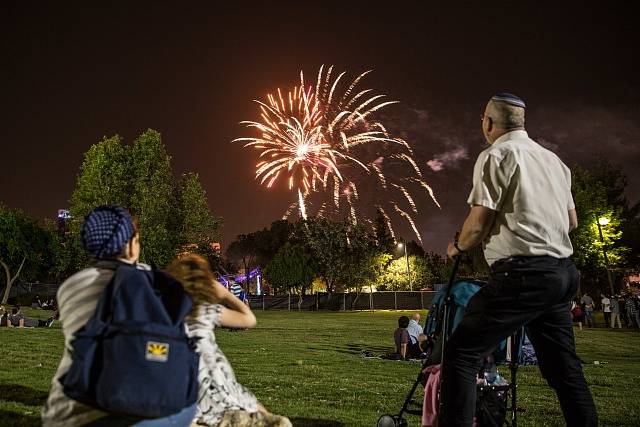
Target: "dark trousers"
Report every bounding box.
[603,311,611,327]
[441,256,597,427]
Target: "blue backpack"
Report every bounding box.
[424,280,531,365]
[61,260,199,418]
[424,280,483,337]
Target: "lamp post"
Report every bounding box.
[596,215,615,297]
[398,242,413,290]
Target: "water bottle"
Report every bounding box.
[484,366,498,385]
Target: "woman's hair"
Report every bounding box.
[398,315,410,328]
[167,253,219,315]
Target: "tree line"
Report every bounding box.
[1,133,638,302]
[227,214,454,298]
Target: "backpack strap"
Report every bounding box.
[92,261,134,323]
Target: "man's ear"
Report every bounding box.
[487,117,494,133]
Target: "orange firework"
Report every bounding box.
[234,66,440,242]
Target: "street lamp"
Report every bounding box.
[398,242,413,291]
[595,215,615,297]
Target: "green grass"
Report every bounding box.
[1,308,639,426]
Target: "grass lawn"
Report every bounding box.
[1,308,639,426]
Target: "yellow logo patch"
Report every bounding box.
[145,341,169,362]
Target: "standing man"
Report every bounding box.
[581,292,595,327]
[601,293,611,327]
[441,93,597,426]
[625,292,640,328]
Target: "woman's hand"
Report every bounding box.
[211,279,257,329]
[210,280,232,304]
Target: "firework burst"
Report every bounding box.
[234,65,440,243]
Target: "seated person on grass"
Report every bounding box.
[407,313,427,356]
[394,316,411,359]
[168,253,292,427]
[7,306,55,327]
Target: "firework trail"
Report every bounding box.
[235,65,440,242]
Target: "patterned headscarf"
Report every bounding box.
[80,205,135,259]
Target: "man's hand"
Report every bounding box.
[447,242,462,259]
[445,205,496,259]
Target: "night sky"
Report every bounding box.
[1,2,638,254]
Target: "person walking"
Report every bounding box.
[610,295,622,329]
[442,93,597,426]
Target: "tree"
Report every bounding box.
[264,243,317,308]
[349,250,392,309]
[571,162,632,291]
[254,220,294,267]
[406,240,425,257]
[129,129,175,267]
[296,217,354,294]
[174,172,223,268]
[41,218,69,283]
[423,251,449,286]
[0,205,60,303]
[68,135,131,270]
[373,208,395,253]
[67,130,221,269]
[378,255,434,291]
[226,233,258,292]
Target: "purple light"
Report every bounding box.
[233,268,261,284]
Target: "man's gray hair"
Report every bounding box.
[488,101,525,130]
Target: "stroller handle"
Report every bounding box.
[445,255,462,297]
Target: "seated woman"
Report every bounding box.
[394,315,411,359]
[168,254,291,427]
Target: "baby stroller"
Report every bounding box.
[377,257,524,427]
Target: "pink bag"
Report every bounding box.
[421,364,441,427]
[421,364,480,427]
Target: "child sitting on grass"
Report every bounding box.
[394,316,411,359]
[168,254,291,427]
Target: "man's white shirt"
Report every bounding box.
[467,130,575,265]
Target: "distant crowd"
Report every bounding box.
[571,289,640,330]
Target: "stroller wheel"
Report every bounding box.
[377,414,407,427]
